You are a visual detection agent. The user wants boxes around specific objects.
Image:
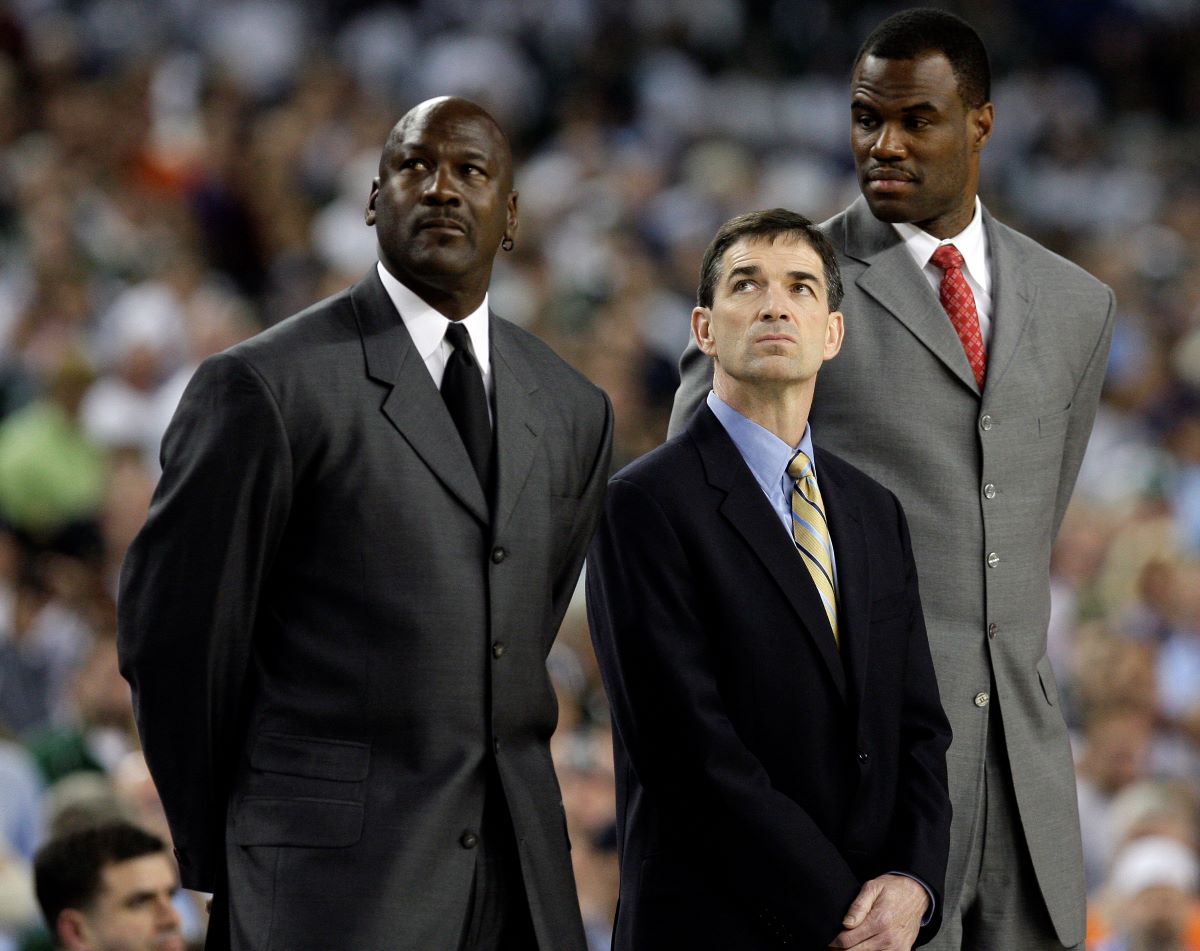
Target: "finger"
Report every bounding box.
[842,880,881,927]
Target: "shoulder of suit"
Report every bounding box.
[610,427,697,492]
[492,316,608,402]
[224,283,358,372]
[815,442,900,508]
[987,216,1113,299]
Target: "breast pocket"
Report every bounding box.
[232,733,370,848]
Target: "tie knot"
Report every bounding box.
[786,449,813,482]
[930,243,965,272]
[444,321,472,352]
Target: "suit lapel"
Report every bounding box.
[490,318,543,535]
[842,197,980,395]
[980,212,1035,395]
[351,271,489,526]
[691,409,847,702]
[816,451,871,714]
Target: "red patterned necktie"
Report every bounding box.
[930,243,986,389]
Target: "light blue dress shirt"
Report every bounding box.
[706,391,838,587]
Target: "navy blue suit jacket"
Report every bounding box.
[586,404,952,949]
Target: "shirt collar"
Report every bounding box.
[376,261,491,369]
[706,391,817,497]
[892,196,989,292]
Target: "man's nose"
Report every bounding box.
[422,165,461,204]
[157,896,182,930]
[759,285,793,321]
[870,122,906,160]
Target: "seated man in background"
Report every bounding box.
[33,821,184,951]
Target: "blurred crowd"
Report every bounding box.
[0,0,1197,948]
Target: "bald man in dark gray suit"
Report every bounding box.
[120,97,611,951]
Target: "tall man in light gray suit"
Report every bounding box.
[119,97,612,951]
[671,10,1113,950]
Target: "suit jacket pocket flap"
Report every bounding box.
[232,797,364,847]
[251,732,370,781]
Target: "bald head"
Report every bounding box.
[383,96,514,193]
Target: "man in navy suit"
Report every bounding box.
[587,209,952,949]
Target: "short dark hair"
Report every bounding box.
[34,822,168,932]
[855,8,991,109]
[697,208,843,311]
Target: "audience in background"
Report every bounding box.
[0,1,1196,947]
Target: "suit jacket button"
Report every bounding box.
[974,692,990,708]
[857,750,869,764]
[988,622,998,639]
[987,551,1000,568]
[491,546,507,564]
[492,641,506,658]
[983,483,996,499]
[460,831,478,849]
[980,414,993,431]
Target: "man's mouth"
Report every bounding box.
[865,168,916,192]
[417,217,468,234]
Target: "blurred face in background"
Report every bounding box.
[59,854,183,951]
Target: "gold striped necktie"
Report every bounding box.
[787,449,839,645]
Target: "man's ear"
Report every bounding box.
[505,190,519,243]
[971,102,994,153]
[823,310,845,361]
[57,908,91,951]
[364,177,381,227]
[692,306,716,358]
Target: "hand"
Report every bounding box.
[827,874,928,950]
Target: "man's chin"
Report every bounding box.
[861,192,916,224]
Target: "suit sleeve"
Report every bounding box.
[666,336,713,438]
[586,475,862,944]
[1051,286,1115,537]
[550,389,613,627]
[117,352,293,891]
[886,494,953,946]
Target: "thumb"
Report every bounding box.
[843,881,879,928]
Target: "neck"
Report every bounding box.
[919,191,978,240]
[713,373,813,447]
[382,261,489,321]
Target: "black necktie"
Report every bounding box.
[441,322,492,491]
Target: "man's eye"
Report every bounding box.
[401,158,427,171]
[793,284,813,296]
[733,280,756,292]
[854,114,877,129]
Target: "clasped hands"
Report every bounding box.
[826,873,928,951]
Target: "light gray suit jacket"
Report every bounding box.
[670,197,1114,947]
[120,270,613,951]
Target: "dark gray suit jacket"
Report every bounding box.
[119,269,612,951]
[670,198,1114,946]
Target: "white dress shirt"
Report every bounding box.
[376,262,493,413]
[892,196,993,349]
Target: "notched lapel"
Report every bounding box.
[490,319,543,535]
[843,198,980,395]
[818,455,870,713]
[692,411,847,701]
[981,214,1035,394]
[351,273,489,525]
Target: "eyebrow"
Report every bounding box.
[726,266,823,287]
[852,96,941,115]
